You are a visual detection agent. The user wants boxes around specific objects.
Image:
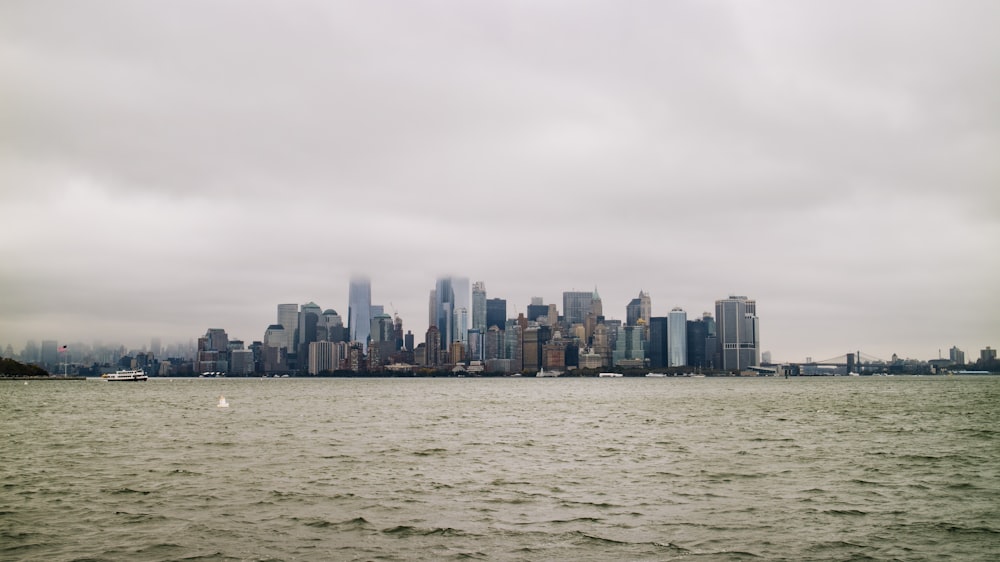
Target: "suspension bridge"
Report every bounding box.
[794,351,889,375]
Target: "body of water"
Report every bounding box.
[2,376,998,561]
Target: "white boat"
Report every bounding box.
[217,395,229,408]
[536,368,562,377]
[598,372,623,377]
[101,369,148,382]
[645,373,666,377]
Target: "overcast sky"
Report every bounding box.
[2,1,998,363]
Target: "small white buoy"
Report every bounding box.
[217,395,229,408]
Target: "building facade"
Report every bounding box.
[348,277,372,350]
[715,296,759,371]
[648,316,668,369]
[668,307,688,367]
[472,281,487,333]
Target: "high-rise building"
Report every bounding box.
[348,276,372,350]
[522,327,541,372]
[298,302,322,357]
[454,307,469,346]
[308,341,341,374]
[626,291,652,342]
[40,340,59,369]
[613,325,644,366]
[467,329,484,361]
[369,313,395,368]
[264,325,286,349]
[320,309,346,342]
[196,328,229,374]
[981,346,997,366]
[393,315,404,351]
[472,282,487,333]
[424,326,441,366]
[648,317,668,369]
[486,298,507,330]
[485,326,503,360]
[715,296,759,371]
[432,276,469,349]
[685,317,709,369]
[277,304,298,351]
[504,319,523,370]
[526,299,548,322]
[949,346,965,364]
[563,291,596,326]
[668,307,688,367]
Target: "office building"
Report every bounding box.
[424,326,441,366]
[949,346,965,365]
[472,282,487,332]
[715,296,759,371]
[626,291,651,327]
[348,277,372,350]
[648,317,668,369]
[277,304,298,351]
[298,302,322,357]
[564,290,597,326]
[668,307,687,367]
[486,298,507,330]
[685,317,709,369]
[308,341,341,374]
[432,276,469,349]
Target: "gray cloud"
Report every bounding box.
[2,0,998,362]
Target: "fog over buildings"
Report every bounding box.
[1,1,998,363]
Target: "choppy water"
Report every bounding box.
[2,376,998,561]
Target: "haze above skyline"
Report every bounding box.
[2,1,998,363]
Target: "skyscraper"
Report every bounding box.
[648,317,668,369]
[563,291,596,326]
[472,281,487,333]
[486,298,507,330]
[277,303,298,351]
[433,276,469,349]
[715,296,759,371]
[668,307,688,367]
[685,317,709,369]
[348,276,372,350]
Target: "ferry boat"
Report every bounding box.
[598,372,623,377]
[101,369,148,382]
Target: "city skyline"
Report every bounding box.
[2,2,997,363]
[0,275,991,366]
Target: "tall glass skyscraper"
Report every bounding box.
[563,291,595,326]
[486,298,507,331]
[715,296,759,371]
[648,317,668,369]
[668,307,688,367]
[433,276,469,349]
[348,276,372,351]
[472,281,487,333]
[277,304,298,351]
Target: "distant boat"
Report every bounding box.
[645,373,666,377]
[101,369,148,382]
[217,395,229,408]
[536,368,562,377]
[598,372,623,377]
